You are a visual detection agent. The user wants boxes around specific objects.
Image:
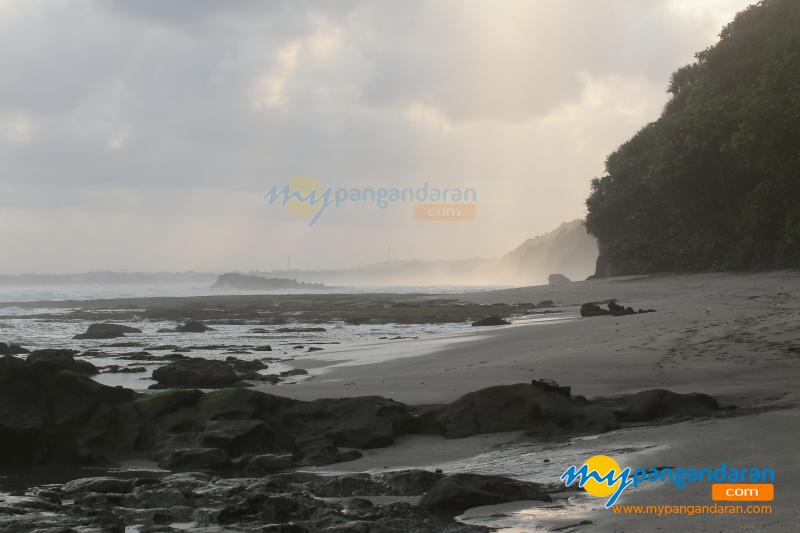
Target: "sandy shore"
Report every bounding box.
[266,270,800,531]
[269,270,800,408]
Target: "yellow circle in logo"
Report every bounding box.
[285,175,325,217]
[581,455,623,497]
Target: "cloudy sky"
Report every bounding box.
[0,0,753,273]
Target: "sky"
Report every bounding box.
[0,0,755,273]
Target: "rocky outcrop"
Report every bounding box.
[212,272,326,290]
[423,382,619,439]
[580,300,656,317]
[419,473,551,512]
[548,273,572,286]
[0,355,723,471]
[594,389,720,422]
[0,354,135,464]
[27,349,99,376]
[73,323,142,339]
[151,358,239,389]
[0,342,28,355]
[0,470,497,532]
[471,316,510,327]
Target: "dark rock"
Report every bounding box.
[471,316,510,327]
[212,273,326,291]
[430,383,619,439]
[62,477,134,496]
[74,323,142,339]
[580,302,612,317]
[307,346,323,352]
[115,351,159,361]
[598,389,720,422]
[243,453,295,474]
[287,396,413,450]
[152,358,238,389]
[27,349,99,376]
[0,342,29,355]
[280,368,309,377]
[253,345,273,351]
[419,473,551,512]
[0,356,135,465]
[276,327,327,333]
[159,447,229,471]
[580,300,657,317]
[134,389,204,422]
[536,299,555,308]
[200,419,269,456]
[225,356,267,373]
[531,378,571,397]
[375,469,444,496]
[299,441,340,466]
[548,273,572,286]
[103,365,146,374]
[337,449,364,463]
[239,371,280,383]
[176,321,210,333]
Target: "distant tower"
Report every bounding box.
[287,256,291,272]
[388,245,392,262]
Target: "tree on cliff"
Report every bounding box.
[585,0,800,276]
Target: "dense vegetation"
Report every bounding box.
[585,0,800,275]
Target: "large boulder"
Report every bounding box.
[597,389,720,422]
[0,355,46,463]
[242,453,295,474]
[580,300,656,317]
[375,469,444,496]
[27,349,98,376]
[200,419,270,456]
[74,323,142,339]
[159,447,229,471]
[0,342,28,355]
[0,354,136,465]
[429,383,619,439]
[62,477,134,496]
[471,316,510,327]
[152,358,239,389]
[419,473,551,512]
[281,395,414,450]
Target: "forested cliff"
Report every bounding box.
[586,0,800,276]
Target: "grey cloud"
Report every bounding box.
[0,0,754,271]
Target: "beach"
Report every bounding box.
[1,270,798,531]
[269,270,800,531]
[272,271,800,407]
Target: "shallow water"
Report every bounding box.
[398,431,662,532]
[0,283,512,303]
[0,290,573,389]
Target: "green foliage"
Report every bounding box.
[586,0,800,274]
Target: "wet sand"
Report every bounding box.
[265,270,800,531]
